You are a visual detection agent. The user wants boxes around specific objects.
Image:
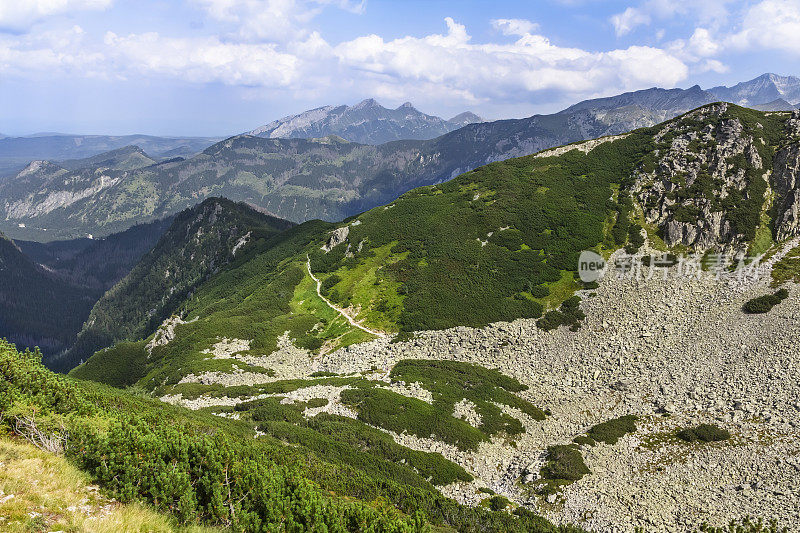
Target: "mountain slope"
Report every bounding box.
[16,216,174,291]
[3,338,577,533]
[0,233,97,354]
[248,99,482,144]
[56,198,296,371]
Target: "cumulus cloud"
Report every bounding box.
[0,0,112,32]
[333,18,688,104]
[610,0,733,36]
[611,7,651,36]
[726,0,800,53]
[0,25,104,77]
[492,18,539,36]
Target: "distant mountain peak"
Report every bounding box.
[709,73,800,107]
[247,99,478,144]
[354,98,380,110]
[447,111,483,126]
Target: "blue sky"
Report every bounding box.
[2,0,800,136]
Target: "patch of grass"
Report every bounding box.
[743,289,789,314]
[0,435,220,533]
[771,244,800,286]
[677,423,731,443]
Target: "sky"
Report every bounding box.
[2,0,800,136]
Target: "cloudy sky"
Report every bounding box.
[2,0,800,136]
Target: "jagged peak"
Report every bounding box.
[397,101,417,110]
[353,98,381,110]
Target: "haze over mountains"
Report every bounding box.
[0,133,223,177]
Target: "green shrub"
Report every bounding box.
[306,398,329,408]
[540,445,590,482]
[487,495,510,511]
[743,289,789,314]
[572,435,595,447]
[585,415,637,445]
[677,423,731,443]
[320,273,341,294]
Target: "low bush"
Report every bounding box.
[572,435,595,447]
[677,423,731,443]
[743,289,789,314]
[540,445,590,482]
[487,495,510,511]
[586,415,637,445]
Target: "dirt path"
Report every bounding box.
[306,255,386,338]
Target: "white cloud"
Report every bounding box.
[610,0,732,36]
[0,0,112,32]
[0,25,104,77]
[103,32,299,86]
[192,0,365,42]
[0,12,702,114]
[492,18,539,36]
[726,0,800,53]
[334,18,689,104]
[611,7,650,36]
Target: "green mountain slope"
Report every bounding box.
[56,198,296,371]
[73,104,800,392]
[0,234,97,354]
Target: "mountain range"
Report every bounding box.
[247,99,483,144]
[2,73,800,242]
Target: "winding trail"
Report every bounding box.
[306,255,386,338]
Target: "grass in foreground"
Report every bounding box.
[0,435,218,533]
